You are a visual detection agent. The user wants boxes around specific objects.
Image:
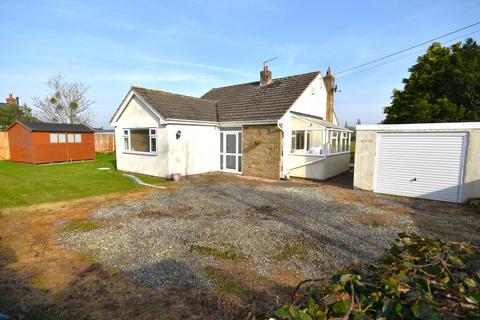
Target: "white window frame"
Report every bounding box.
[74,134,82,143]
[49,133,58,143]
[149,128,157,153]
[67,133,75,143]
[290,128,326,156]
[122,128,158,155]
[290,114,352,157]
[219,128,242,173]
[123,129,130,151]
[58,133,66,143]
[327,129,352,155]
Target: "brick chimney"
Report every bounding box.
[323,67,335,123]
[6,93,17,105]
[260,65,272,86]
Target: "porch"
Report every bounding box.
[284,112,353,180]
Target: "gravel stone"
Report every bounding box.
[58,182,427,289]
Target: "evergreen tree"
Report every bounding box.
[384,39,480,123]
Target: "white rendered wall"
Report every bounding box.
[167,124,220,176]
[290,73,328,120]
[114,96,169,177]
[289,153,350,180]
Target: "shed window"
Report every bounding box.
[49,133,58,143]
[74,134,82,143]
[58,134,66,143]
[67,134,75,143]
[123,128,157,153]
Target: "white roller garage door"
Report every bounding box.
[374,133,467,203]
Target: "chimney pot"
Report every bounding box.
[326,67,331,77]
[260,65,272,86]
[6,93,17,104]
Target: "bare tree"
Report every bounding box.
[33,74,94,126]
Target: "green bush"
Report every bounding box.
[262,233,480,319]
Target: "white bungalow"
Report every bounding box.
[110,66,352,180]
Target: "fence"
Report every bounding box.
[0,132,9,160]
[94,132,116,153]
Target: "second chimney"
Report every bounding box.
[323,67,335,123]
[260,65,272,86]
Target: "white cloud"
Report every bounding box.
[118,54,255,76]
[89,71,217,84]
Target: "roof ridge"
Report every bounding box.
[205,70,321,91]
[132,86,216,103]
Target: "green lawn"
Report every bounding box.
[0,153,166,209]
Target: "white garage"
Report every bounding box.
[354,123,480,203]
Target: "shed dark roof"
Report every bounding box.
[14,121,93,133]
[132,87,218,122]
[202,71,320,122]
[125,71,320,123]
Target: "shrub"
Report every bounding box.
[262,233,480,319]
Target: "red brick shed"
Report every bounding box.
[7,121,95,164]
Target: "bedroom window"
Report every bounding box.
[123,128,157,153]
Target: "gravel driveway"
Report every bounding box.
[58,174,479,294]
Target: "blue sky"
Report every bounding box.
[1,0,479,128]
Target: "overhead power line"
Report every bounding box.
[335,20,480,76]
[336,28,480,80]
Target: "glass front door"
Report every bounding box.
[220,129,242,173]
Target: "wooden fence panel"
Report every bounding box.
[94,132,116,153]
[0,132,9,160]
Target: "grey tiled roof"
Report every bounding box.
[128,71,320,123]
[132,87,218,122]
[16,121,93,132]
[202,71,320,122]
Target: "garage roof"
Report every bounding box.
[356,122,480,131]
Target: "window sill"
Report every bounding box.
[123,151,158,156]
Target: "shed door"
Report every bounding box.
[374,133,467,203]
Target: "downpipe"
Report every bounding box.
[277,121,289,180]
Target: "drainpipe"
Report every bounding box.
[276,120,289,180]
